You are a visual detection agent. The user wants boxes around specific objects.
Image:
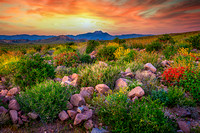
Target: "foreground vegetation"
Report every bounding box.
[0,31,200,132]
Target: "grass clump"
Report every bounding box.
[16,81,77,122]
[14,54,55,90]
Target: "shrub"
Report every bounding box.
[78,64,121,89]
[66,42,75,46]
[179,69,200,103]
[163,45,178,59]
[80,54,92,64]
[138,51,160,67]
[161,67,187,85]
[121,50,137,62]
[186,34,200,49]
[33,45,42,52]
[151,87,196,107]
[16,81,77,122]
[53,52,81,67]
[113,37,126,44]
[53,45,75,55]
[14,54,55,90]
[96,92,176,132]
[114,47,130,60]
[55,66,79,78]
[146,41,162,52]
[86,40,99,54]
[97,46,118,61]
[158,34,175,44]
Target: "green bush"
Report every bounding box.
[120,50,137,62]
[80,54,92,64]
[186,34,200,49]
[151,86,196,107]
[95,92,176,132]
[179,70,200,103]
[16,81,77,122]
[113,37,126,44]
[158,34,175,44]
[146,41,162,52]
[86,40,99,54]
[33,45,42,52]
[97,46,118,61]
[163,45,178,59]
[14,54,55,90]
[78,64,121,89]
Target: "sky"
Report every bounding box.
[0,0,200,35]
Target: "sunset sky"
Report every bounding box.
[0,0,200,35]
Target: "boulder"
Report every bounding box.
[125,67,132,73]
[58,110,69,121]
[67,110,77,120]
[135,70,156,81]
[8,99,20,111]
[66,102,73,110]
[115,78,132,90]
[99,61,108,67]
[62,74,79,87]
[0,89,8,97]
[128,86,145,98]
[74,109,93,125]
[9,110,18,124]
[7,87,19,96]
[81,87,94,95]
[177,121,190,133]
[144,63,157,73]
[70,94,86,107]
[28,112,38,120]
[95,84,110,94]
[80,90,92,99]
[84,120,94,130]
[0,106,8,114]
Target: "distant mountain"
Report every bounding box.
[0,31,153,43]
[0,34,55,40]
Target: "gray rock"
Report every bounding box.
[70,94,86,107]
[28,112,38,120]
[144,63,157,73]
[91,128,109,133]
[67,110,77,120]
[58,110,69,121]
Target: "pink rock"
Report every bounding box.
[144,63,157,73]
[58,110,69,121]
[177,121,190,133]
[95,84,110,94]
[62,76,72,83]
[8,99,20,111]
[67,110,77,120]
[80,90,92,99]
[74,109,93,125]
[7,87,19,96]
[28,112,38,120]
[0,106,8,114]
[115,78,131,90]
[18,117,23,125]
[81,87,94,95]
[84,120,93,130]
[128,86,145,98]
[0,89,8,96]
[9,110,18,124]
[70,94,86,107]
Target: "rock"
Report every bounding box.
[84,120,93,130]
[0,89,7,96]
[128,86,145,98]
[0,106,8,114]
[67,110,77,120]
[144,63,157,73]
[8,99,20,111]
[91,128,109,133]
[115,78,132,90]
[71,73,79,80]
[125,67,132,73]
[70,94,86,107]
[177,121,190,133]
[7,87,19,96]
[135,70,156,81]
[74,109,93,125]
[82,105,89,111]
[62,76,72,83]
[21,115,28,122]
[9,110,18,124]
[28,112,38,120]
[77,107,84,113]
[99,61,108,67]
[89,51,97,58]
[161,60,170,67]
[58,110,69,121]
[66,102,73,110]
[81,87,94,95]
[80,90,92,99]
[132,96,138,102]
[95,84,110,94]
[18,117,23,125]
